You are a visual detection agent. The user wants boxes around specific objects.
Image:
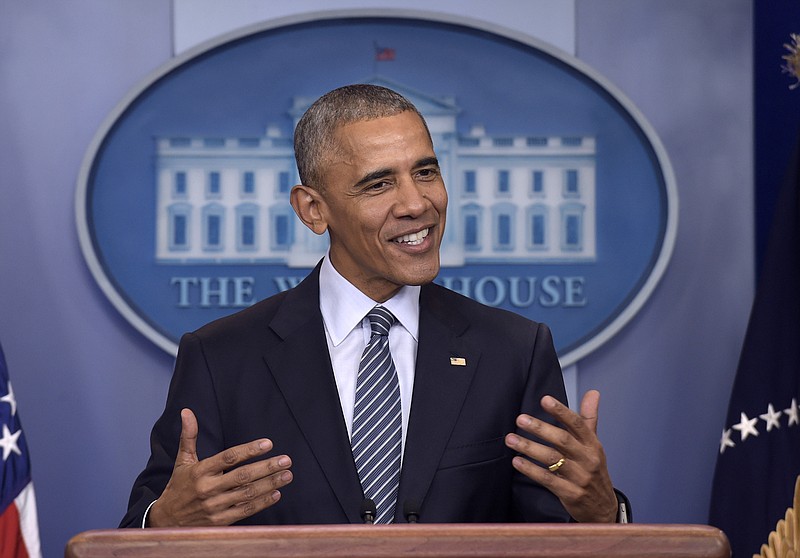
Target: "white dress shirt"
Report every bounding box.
[319,255,419,452]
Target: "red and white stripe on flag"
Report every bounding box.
[1,343,41,558]
[0,484,40,558]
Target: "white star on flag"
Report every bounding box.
[784,398,799,426]
[760,403,783,431]
[719,428,735,454]
[0,379,16,416]
[0,342,41,557]
[732,411,759,441]
[0,423,22,461]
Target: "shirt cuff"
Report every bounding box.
[142,499,158,528]
[614,488,632,523]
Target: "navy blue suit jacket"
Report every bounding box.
[121,266,570,527]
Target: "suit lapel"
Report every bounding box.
[396,284,481,519]
[263,266,364,523]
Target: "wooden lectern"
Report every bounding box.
[65,524,730,557]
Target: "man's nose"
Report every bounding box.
[394,177,428,217]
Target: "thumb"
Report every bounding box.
[580,390,601,434]
[176,408,199,466]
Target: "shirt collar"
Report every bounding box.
[319,254,420,346]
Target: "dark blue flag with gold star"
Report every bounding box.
[708,135,800,557]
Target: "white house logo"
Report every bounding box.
[155,82,596,268]
[76,12,676,365]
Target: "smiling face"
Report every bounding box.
[293,110,447,302]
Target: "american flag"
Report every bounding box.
[374,44,396,62]
[0,343,40,558]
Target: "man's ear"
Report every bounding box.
[290,184,328,235]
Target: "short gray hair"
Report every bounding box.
[294,84,431,189]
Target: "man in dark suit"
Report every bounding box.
[121,84,619,528]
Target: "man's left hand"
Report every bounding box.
[505,390,618,523]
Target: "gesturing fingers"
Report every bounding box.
[505,391,617,523]
[216,453,293,493]
[540,391,600,441]
[152,408,296,527]
[197,437,276,478]
[197,456,294,524]
[579,390,600,434]
[506,414,576,467]
[505,430,586,504]
[176,408,200,466]
[509,407,604,476]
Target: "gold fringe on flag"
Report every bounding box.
[756,476,800,558]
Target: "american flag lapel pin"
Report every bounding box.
[450,357,467,366]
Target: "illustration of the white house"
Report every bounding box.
[155,77,596,267]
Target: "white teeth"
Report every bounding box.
[395,228,429,246]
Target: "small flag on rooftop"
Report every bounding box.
[374,43,396,62]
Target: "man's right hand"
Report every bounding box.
[148,408,293,527]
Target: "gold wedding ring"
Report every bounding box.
[547,457,566,473]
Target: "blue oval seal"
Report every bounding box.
[76,11,677,366]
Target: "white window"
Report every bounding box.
[270,205,294,250]
[462,203,483,251]
[168,203,191,251]
[236,203,259,252]
[564,169,580,197]
[202,204,225,251]
[560,203,585,251]
[527,205,548,250]
[491,203,516,251]
[207,171,222,198]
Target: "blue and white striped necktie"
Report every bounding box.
[351,305,402,524]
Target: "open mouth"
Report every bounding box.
[393,227,430,246]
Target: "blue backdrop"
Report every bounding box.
[0,1,755,555]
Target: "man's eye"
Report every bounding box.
[417,168,439,180]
